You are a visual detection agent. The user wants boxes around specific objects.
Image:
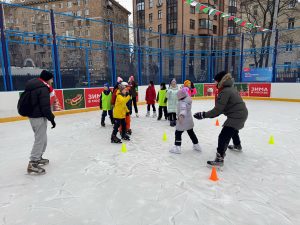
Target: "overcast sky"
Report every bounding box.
[116,0,133,22]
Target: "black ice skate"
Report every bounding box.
[111,135,122,143]
[37,157,49,165]
[207,153,224,167]
[170,120,176,127]
[121,134,130,141]
[126,129,132,135]
[27,161,46,175]
[228,144,242,152]
[101,122,105,127]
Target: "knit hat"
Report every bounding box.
[117,77,123,83]
[170,78,176,85]
[149,81,154,86]
[214,71,227,82]
[119,82,128,91]
[104,83,109,88]
[177,88,188,100]
[184,80,191,87]
[40,70,53,81]
[129,75,134,82]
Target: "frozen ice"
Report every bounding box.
[0,100,300,225]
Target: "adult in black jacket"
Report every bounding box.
[26,70,56,175]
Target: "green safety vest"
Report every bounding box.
[101,92,112,110]
[158,90,167,107]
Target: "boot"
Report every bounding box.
[126,129,132,135]
[136,113,139,118]
[169,145,181,154]
[207,153,224,167]
[146,111,150,117]
[101,121,105,127]
[228,144,242,152]
[111,134,122,143]
[193,143,202,152]
[153,111,157,118]
[37,157,49,165]
[170,120,176,127]
[27,161,46,175]
[122,134,130,141]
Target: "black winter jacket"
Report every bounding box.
[25,78,55,122]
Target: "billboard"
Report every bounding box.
[242,67,273,82]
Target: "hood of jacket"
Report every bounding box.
[217,73,233,89]
[25,78,47,91]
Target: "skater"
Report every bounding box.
[145,81,157,117]
[193,71,248,167]
[183,80,197,97]
[111,82,131,143]
[23,70,56,174]
[190,82,197,97]
[128,75,139,117]
[156,82,168,120]
[170,88,201,154]
[100,83,113,127]
[166,79,178,127]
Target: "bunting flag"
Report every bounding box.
[184,1,270,31]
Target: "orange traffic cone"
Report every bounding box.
[209,167,219,181]
[215,119,220,126]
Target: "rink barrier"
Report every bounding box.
[0,83,299,123]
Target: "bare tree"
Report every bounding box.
[240,0,300,67]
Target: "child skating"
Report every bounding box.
[156,82,168,120]
[170,88,201,154]
[166,79,178,127]
[194,71,248,167]
[100,83,114,127]
[145,81,157,117]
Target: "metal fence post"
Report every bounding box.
[272,29,279,82]
[137,28,142,86]
[239,33,245,82]
[209,36,214,82]
[182,35,186,83]
[159,33,163,83]
[109,22,116,86]
[85,48,90,88]
[50,9,61,89]
[0,3,11,91]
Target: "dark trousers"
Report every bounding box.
[112,119,126,137]
[147,104,156,112]
[131,97,138,114]
[158,106,168,119]
[175,129,198,146]
[217,126,241,157]
[168,112,176,121]
[101,110,113,124]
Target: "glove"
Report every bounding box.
[50,120,56,129]
[193,112,205,120]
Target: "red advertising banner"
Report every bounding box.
[203,84,218,96]
[54,90,64,111]
[249,83,271,97]
[84,88,103,108]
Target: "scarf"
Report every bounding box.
[38,78,62,111]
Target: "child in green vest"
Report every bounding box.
[156,82,168,120]
[100,83,114,127]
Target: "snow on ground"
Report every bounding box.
[0,100,300,225]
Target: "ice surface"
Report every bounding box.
[0,100,300,225]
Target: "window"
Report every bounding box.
[88,60,93,66]
[167,0,178,34]
[85,9,89,16]
[284,62,291,73]
[77,0,81,6]
[157,0,163,6]
[158,10,162,19]
[199,19,213,29]
[288,18,295,29]
[149,13,153,23]
[190,6,195,14]
[45,5,49,10]
[213,25,217,34]
[86,20,90,26]
[60,21,65,28]
[288,0,296,8]
[31,17,34,22]
[78,20,82,27]
[149,40,152,47]
[67,2,72,8]
[253,5,258,16]
[137,2,145,11]
[84,0,89,5]
[229,0,237,7]
[60,3,63,8]
[77,10,82,16]
[158,24,162,33]
[149,0,153,8]
[52,4,56,8]
[214,15,217,20]
[286,40,293,51]
[228,27,234,34]
[32,25,36,32]
[86,30,90,36]
[190,19,195,30]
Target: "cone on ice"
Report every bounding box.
[209,167,219,181]
[121,143,127,153]
[215,119,220,126]
[269,135,275,145]
[163,132,167,142]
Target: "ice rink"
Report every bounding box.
[0,100,300,225]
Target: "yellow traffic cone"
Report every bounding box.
[163,132,167,142]
[121,143,127,153]
[269,135,275,145]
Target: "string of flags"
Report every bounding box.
[184,0,270,32]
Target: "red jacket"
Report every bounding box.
[145,85,156,105]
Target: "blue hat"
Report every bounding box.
[104,83,109,88]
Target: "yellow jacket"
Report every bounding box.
[113,91,130,119]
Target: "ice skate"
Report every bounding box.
[207,153,224,167]
[101,121,105,127]
[152,112,157,118]
[27,161,46,175]
[170,120,176,127]
[37,157,49,165]
[121,134,131,141]
[111,135,122,144]
[126,129,132,135]
[146,111,150,117]
[169,145,181,154]
[228,144,242,152]
[193,143,202,152]
[136,113,139,118]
